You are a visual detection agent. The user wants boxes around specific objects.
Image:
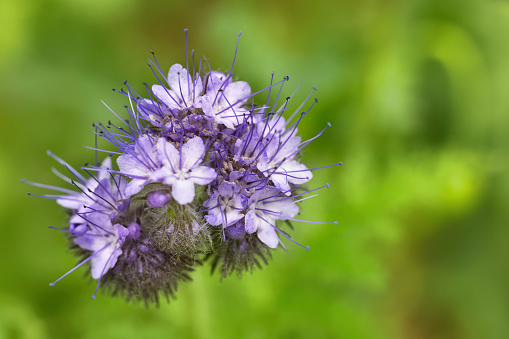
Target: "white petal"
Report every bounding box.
[171,180,195,205]
[268,172,292,195]
[206,71,228,94]
[156,138,180,172]
[152,84,180,109]
[56,196,85,210]
[150,167,176,185]
[282,159,313,184]
[224,81,250,106]
[124,178,149,197]
[188,166,216,185]
[181,136,205,171]
[245,210,261,233]
[167,64,195,105]
[257,225,279,248]
[117,154,148,177]
[90,246,121,279]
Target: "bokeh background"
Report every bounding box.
[1,0,508,338]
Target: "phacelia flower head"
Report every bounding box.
[24,29,341,305]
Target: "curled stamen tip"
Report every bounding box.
[286,96,291,101]
[305,246,310,251]
[49,283,55,287]
[326,183,330,188]
[150,50,155,54]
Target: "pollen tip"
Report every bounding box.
[49,283,55,287]
[334,221,338,225]
[238,31,242,37]
[339,162,343,165]
[313,86,318,91]
[150,50,155,54]
[286,96,291,101]
[92,295,97,300]
[46,150,53,156]
[327,122,331,127]
[271,71,275,76]
[27,192,31,195]
[314,98,318,103]
[184,28,188,32]
[305,246,310,251]
[21,179,26,183]
[326,183,330,188]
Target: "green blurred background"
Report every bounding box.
[1,0,508,338]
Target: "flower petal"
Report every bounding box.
[188,166,216,185]
[257,224,279,248]
[181,136,205,171]
[171,179,195,205]
[152,85,180,109]
[124,178,149,197]
[224,81,250,106]
[156,138,180,172]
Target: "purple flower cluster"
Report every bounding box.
[25,31,340,304]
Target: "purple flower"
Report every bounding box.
[152,64,203,110]
[257,135,313,195]
[117,135,160,197]
[56,156,112,209]
[151,136,216,205]
[27,30,340,302]
[198,71,251,129]
[73,213,129,279]
[147,191,171,208]
[245,187,299,248]
[203,181,247,227]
